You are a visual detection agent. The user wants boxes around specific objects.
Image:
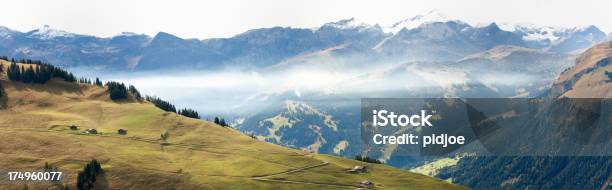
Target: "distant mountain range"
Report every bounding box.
[0,10,609,71]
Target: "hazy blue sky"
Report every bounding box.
[0,0,609,38]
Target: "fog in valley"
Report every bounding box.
[73,60,561,119]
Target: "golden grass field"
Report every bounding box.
[554,41,612,98]
[0,60,466,190]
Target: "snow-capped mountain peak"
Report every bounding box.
[27,25,75,40]
[322,18,373,30]
[498,22,571,42]
[497,23,605,43]
[384,9,453,33]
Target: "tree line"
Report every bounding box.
[213,117,230,127]
[106,81,129,100]
[145,95,176,112]
[77,77,103,86]
[178,108,199,119]
[6,62,76,84]
[90,81,202,120]
[0,57,46,65]
[144,96,211,121]
[102,81,143,102]
[354,155,382,164]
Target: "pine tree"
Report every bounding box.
[94,78,103,86]
[178,108,200,119]
[128,85,142,100]
[214,117,220,125]
[145,96,176,112]
[7,62,21,80]
[106,81,128,100]
[220,118,228,127]
[212,117,229,127]
[76,159,103,190]
[24,66,36,83]
[19,67,24,81]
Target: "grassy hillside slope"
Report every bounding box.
[551,41,612,98]
[0,60,465,189]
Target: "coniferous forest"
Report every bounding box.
[5,61,76,84]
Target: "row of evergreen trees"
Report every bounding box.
[145,96,176,112]
[0,57,46,65]
[213,117,230,127]
[144,96,203,119]
[354,155,382,164]
[78,77,103,86]
[76,159,102,190]
[103,81,143,101]
[6,62,76,84]
[106,81,129,100]
[78,77,92,84]
[178,108,200,119]
[94,78,103,86]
